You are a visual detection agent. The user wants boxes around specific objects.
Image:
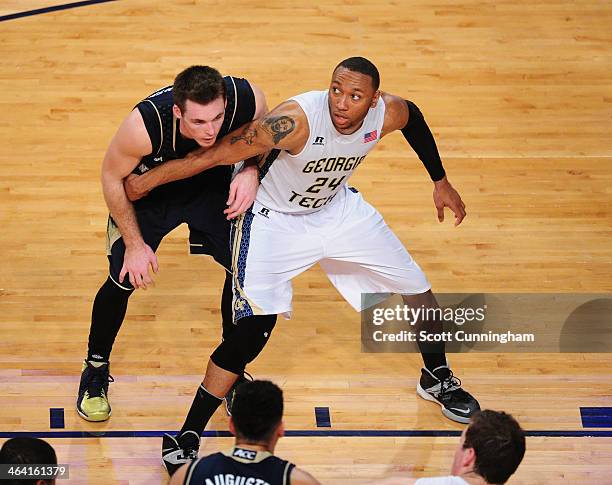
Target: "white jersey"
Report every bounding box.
[256,90,386,214]
[415,477,470,485]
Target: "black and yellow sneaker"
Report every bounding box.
[76,360,114,422]
[224,371,253,416]
[162,431,200,476]
[417,366,480,424]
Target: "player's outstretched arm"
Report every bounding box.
[125,101,309,200]
[381,93,466,226]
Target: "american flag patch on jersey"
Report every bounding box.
[363,130,378,143]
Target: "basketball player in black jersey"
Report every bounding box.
[76,66,268,422]
[168,380,319,484]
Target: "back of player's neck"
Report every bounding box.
[459,471,488,485]
[234,441,273,453]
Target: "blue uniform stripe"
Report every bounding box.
[259,149,281,181]
[231,210,256,320]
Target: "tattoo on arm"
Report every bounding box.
[231,127,257,145]
[261,116,296,144]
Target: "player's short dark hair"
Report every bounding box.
[173,65,226,113]
[334,56,380,91]
[0,437,57,485]
[232,380,283,443]
[464,410,525,484]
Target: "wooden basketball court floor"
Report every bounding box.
[1,0,611,483]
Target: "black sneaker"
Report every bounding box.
[417,366,480,424]
[76,360,114,422]
[162,431,200,476]
[225,371,253,416]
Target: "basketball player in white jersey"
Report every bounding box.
[126,57,480,474]
[375,410,525,485]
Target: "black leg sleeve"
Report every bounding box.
[87,277,134,362]
[402,291,448,371]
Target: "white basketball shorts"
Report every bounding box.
[230,184,431,321]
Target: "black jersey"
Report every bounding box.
[183,447,295,485]
[133,76,256,204]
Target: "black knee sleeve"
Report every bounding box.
[211,314,277,375]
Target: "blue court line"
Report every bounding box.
[0,0,115,22]
[580,407,612,428]
[1,430,612,439]
[315,407,331,428]
[49,408,65,429]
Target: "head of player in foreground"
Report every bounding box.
[0,437,58,485]
[170,380,320,485]
[378,409,525,485]
[230,379,286,452]
[449,409,525,484]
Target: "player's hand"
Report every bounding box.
[124,174,149,202]
[119,242,159,290]
[433,176,466,226]
[224,163,259,220]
